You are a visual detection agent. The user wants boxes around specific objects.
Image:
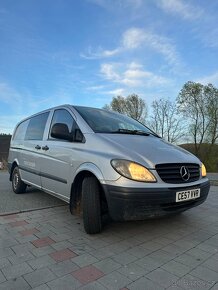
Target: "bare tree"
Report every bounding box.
[104,94,147,123]
[149,98,185,143]
[177,81,218,156]
[125,94,147,121]
[204,84,218,145]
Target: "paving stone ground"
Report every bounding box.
[0,174,217,289]
[0,172,65,214]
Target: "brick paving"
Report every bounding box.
[0,186,217,289]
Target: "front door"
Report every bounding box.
[40,109,77,200]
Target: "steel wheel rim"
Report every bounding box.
[13,172,19,189]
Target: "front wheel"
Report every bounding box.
[82,176,102,234]
[12,166,27,194]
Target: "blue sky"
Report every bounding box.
[0,0,218,133]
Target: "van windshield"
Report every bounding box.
[74,106,159,137]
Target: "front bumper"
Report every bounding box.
[102,180,210,221]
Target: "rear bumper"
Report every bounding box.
[102,180,210,221]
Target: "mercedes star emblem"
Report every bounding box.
[180,166,190,181]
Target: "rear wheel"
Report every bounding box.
[82,176,102,234]
[12,166,27,194]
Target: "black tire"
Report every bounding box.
[12,166,27,194]
[82,176,102,234]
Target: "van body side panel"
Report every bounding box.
[40,141,73,197]
[9,141,42,187]
[18,140,42,187]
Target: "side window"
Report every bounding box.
[50,109,74,138]
[25,112,49,140]
[13,120,29,141]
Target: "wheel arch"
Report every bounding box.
[70,165,107,215]
[9,160,19,181]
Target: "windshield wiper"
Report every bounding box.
[111,129,150,136]
[110,128,161,137]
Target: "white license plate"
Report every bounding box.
[176,188,200,202]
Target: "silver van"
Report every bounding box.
[8,105,210,234]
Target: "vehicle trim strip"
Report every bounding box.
[19,165,67,184]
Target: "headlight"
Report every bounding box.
[201,163,207,177]
[111,159,156,182]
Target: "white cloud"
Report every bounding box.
[123,29,179,65]
[156,1,218,49]
[107,88,126,95]
[124,69,152,79]
[196,72,218,86]
[87,85,105,91]
[122,28,146,49]
[82,27,180,67]
[157,0,203,20]
[100,63,120,81]
[88,0,143,10]
[100,62,169,88]
[101,48,120,57]
[80,46,120,59]
[90,0,185,33]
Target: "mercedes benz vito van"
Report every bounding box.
[8,105,210,234]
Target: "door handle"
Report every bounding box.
[35,145,41,150]
[42,145,49,151]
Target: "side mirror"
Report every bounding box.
[51,123,71,141]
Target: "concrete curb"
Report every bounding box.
[210,180,218,186]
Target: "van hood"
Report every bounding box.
[99,134,200,168]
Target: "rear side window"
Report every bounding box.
[13,120,29,141]
[25,112,49,140]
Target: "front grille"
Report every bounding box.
[156,163,200,184]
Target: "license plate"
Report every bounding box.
[176,188,200,202]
